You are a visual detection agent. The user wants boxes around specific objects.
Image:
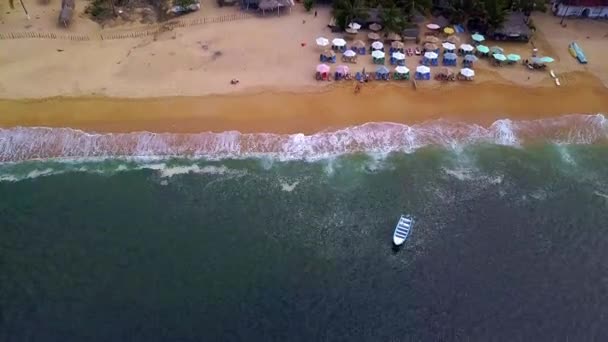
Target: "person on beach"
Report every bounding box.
[354,84,361,94]
[314,11,317,17]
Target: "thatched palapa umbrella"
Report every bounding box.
[425,36,440,44]
[447,35,460,45]
[391,41,404,50]
[369,23,382,32]
[387,32,402,41]
[352,40,365,49]
[424,43,438,51]
[367,32,380,41]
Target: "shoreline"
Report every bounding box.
[1,75,608,135]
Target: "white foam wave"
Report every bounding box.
[0,115,606,163]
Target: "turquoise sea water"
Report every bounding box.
[1,115,608,340]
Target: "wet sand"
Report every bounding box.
[1,73,607,135]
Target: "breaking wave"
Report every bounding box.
[0,114,606,163]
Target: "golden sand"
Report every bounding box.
[1,73,607,135]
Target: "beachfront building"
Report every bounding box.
[487,12,533,42]
[552,0,608,18]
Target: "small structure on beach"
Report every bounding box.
[394,66,410,80]
[463,54,478,67]
[316,64,330,80]
[552,0,608,18]
[391,51,406,66]
[423,43,439,53]
[492,53,507,66]
[390,41,404,53]
[446,35,460,45]
[435,67,455,81]
[442,42,456,53]
[332,38,347,52]
[316,37,329,49]
[459,68,475,81]
[368,32,381,41]
[423,51,439,66]
[320,50,336,63]
[425,36,440,44]
[460,44,474,55]
[443,52,457,66]
[489,12,532,42]
[471,33,485,43]
[371,41,384,52]
[342,49,358,63]
[372,50,386,64]
[335,65,350,80]
[476,44,490,56]
[375,66,390,80]
[387,33,402,42]
[415,65,431,80]
[402,26,420,44]
[58,0,75,27]
[351,40,366,55]
[507,53,521,64]
[258,0,293,15]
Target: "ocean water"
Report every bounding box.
[1,115,608,341]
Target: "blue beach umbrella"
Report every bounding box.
[443,52,457,60]
[464,54,478,62]
[476,45,489,54]
[471,33,485,42]
[507,54,521,62]
[376,65,389,74]
[540,56,555,63]
[493,53,507,62]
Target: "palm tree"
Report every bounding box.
[380,4,406,34]
[332,0,368,30]
[483,0,508,30]
[397,0,432,19]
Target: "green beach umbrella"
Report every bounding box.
[476,45,489,54]
[471,33,485,42]
[507,54,521,62]
[493,53,506,61]
[540,56,555,63]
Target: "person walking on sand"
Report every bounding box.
[314,10,317,17]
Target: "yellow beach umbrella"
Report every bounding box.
[444,27,455,35]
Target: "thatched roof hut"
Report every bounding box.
[447,35,460,44]
[352,40,365,49]
[489,12,532,42]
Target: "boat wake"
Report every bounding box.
[0,114,606,163]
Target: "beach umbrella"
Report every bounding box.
[444,27,455,35]
[371,50,385,59]
[476,45,489,54]
[493,53,507,62]
[348,22,361,30]
[507,53,521,62]
[443,52,457,60]
[460,44,474,52]
[424,51,438,59]
[371,41,384,50]
[345,28,358,35]
[336,65,350,75]
[316,37,329,47]
[540,56,555,63]
[425,36,440,44]
[332,38,347,47]
[460,68,475,77]
[442,42,456,51]
[438,67,454,76]
[471,33,485,42]
[424,43,438,51]
[369,23,382,32]
[352,40,365,49]
[387,32,402,41]
[395,65,410,74]
[316,64,330,73]
[447,35,460,44]
[376,65,389,74]
[490,46,504,54]
[392,51,406,60]
[368,32,381,41]
[464,54,478,62]
[321,50,336,60]
[391,41,404,50]
[343,49,357,57]
[416,65,431,74]
[426,23,440,30]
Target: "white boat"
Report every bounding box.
[393,214,414,246]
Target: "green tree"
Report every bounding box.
[483,0,508,30]
[304,0,314,11]
[380,4,406,33]
[396,0,432,19]
[332,0,368,30]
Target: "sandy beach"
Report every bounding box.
[1,3,608,134]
